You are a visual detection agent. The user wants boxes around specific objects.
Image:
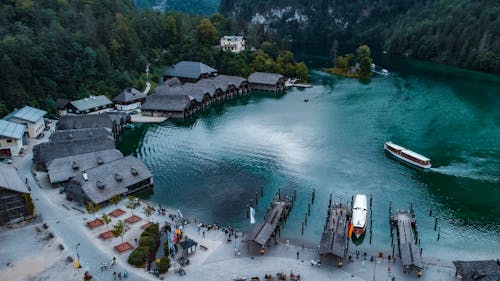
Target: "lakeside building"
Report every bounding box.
[113,88,146,111]
[64,95,114,115]
[56,114,126,137]
[56,98,70,116]
[141,94,195,118]
[65,156,153,205]
[49,128,113,142]
[0,120,25,158]
[163,61,218,83]
[32,136,116,171]
[3,106,46,138]
[453,260,500,281]
[47,149,123,184]
[220,36,246,53]
[0,162,33,225]
[248,72,286,92]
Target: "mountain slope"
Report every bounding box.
[220,0,500,73]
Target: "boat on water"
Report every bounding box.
[352,194,367,238]
[384,141,431,169]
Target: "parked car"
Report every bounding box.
[36,133,45,139]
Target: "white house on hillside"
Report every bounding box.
[220,36,246,53]
[0,120,25,157]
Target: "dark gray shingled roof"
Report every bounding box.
[69,156,152,204]
[213,75,247,88]
[57,115,114,130]
[56,98,70,110]
[105,112,129,125]
[0,162,28,193]
[70,95,113,112]
[453,260,500,281]
[195,77,232,92]
[164,77,181,87]
[47,149,123,183]
[142,95,192,112]
[163,61,217,79]
[248,72,284,85]
[49,128,112,142]
[33,136,116,166]
[113,88,146,103]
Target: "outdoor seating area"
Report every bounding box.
[124,215,142,224]
[86,218,104,229]
[99,230,114,240]
[114,242,133,253]
[109,208,126,217]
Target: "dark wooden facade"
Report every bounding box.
[0,187,31,225]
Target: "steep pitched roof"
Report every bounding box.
[222,35,245,41]
[56,98,70,110]
[163,61,217,79]
[47,149,123,183]
[33,136,116,166]
[214,75,248,88]
[70,95,113,112]
[453,260,500,281]
[57,115,114,130]
[0,120,25,139]
[49,128,112,142]
[196,78,233,92]
[248,72,284,85]
[0,162,28,193]
[69,156,152,204]
[4,106,47,123]
[113,88,146,103]
[142,95,192,112]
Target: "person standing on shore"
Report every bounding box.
[296,251,299,260]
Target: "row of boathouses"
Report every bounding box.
[142,61,286,119]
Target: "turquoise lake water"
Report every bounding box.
[118,55,500,261]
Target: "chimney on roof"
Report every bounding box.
[130,167,138,176]
[97,157,104,165]
[83,172,88,181]
[127,88,132,93]
[96,179,105,190]
[114,173,123,182]
[72,161,79,170]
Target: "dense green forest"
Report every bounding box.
[220,0,500,74]
[133,0,220,15]
[0,0,306,116]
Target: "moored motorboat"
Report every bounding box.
[384,141,431,169]
[352,194,367,238]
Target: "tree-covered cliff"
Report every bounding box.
[220,0,500,74]
[0,0,305,116]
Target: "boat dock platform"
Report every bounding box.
[285,78,313,88]
[389,202,424,276]
[319,200,352,264]
[246,195,293,247]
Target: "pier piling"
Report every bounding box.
[329,193,332,207]
[437,227,441,241]
[312,188,315,204]
[255,192,259,204]
[308,203,311,216]
[261,186,264,197]
[429,207,432,217]
[434,217,438,231]
[305,213,308,226]
[301,221,304,236]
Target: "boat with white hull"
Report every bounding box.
[384,141,431,169]
[352,194,367,238]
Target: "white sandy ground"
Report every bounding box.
[0,120,461,281]
[0,223,81,281]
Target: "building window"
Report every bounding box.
[7,139,12,143]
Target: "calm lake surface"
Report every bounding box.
[118,54,500,260]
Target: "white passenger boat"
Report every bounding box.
[384,141,431,169]
[352,194,367,238]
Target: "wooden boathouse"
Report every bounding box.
[246,195,292,248]
[319,201,352,265]
[248,72,286,93]
[389,203,424,276]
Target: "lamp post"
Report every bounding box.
[75,243,81,271]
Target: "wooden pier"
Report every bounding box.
[389,202,424,276]
[246,195,293,247]
[319,200,352,264]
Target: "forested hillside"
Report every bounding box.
[133,0,220,15]
[0,0,306,116]
[220,0,500,74]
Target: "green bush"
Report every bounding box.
[128,247,148,267]
[158,256,170,274]
[139,236,157,250]
[143,224,159,236]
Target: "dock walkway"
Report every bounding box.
[319,203,351,260]
[247,197,292,247]
[390,207,423,275]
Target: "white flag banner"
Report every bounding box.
[250,207,256,224]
